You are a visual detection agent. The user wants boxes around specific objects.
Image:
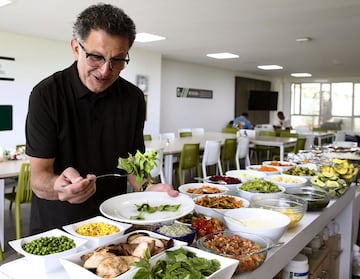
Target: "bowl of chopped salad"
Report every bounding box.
[196,230,272,273]
[237,179,285,201]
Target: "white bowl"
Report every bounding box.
[282,165,317,182]
[60,230,187,279]
[246,165,282,174]
[9,228,88,273]
[205,175,242,195]
[264,174,308,189]
[62,216,132,247]
[224,208,290,243]
[237,183,286,201]
[226,170,267,182]
[262,161,297,171]
[178,182,229,198]
[193,194,249,222]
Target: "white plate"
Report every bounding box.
[226,169,267,182]
[62,216,132,247]
[99,192,195,225]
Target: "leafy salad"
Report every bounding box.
[117,149,159,188]
[132,247,221,279]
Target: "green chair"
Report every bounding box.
[5,162,32,239]
[178,143,201,185]
[144,134,152,141]
[272,137,306,161]
[221,127,237,134]
[0,242,3,261]
[253,130,277,162]
[179,131,192,138]
[221,138,237,172]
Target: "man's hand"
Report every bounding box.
[144,183,179,197]
[54,167,96,203]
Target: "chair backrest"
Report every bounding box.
[146,148,165,184]
[235,137,250,170]
[259,130,276,137]
[202,140,223,177]
[179,143,200,170]
[294,138,307,153]
[179,131,192,138]
[221,138,237,172]
[221,127,237,134]
[159,132,176,142]
[191,128,205,136]
[144,134,152,141]
[16,163,32,203]
[280,131,298,138]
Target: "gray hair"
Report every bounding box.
[72,3,136,48]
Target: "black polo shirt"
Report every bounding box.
[26,62,145,234]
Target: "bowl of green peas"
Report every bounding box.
[9,228,88,273]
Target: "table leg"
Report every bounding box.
[0,179,4,251]
[279,146,284,161]
[164,154,173,184]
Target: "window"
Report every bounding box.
[290,82,359,131]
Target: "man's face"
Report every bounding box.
[71,30,130,93]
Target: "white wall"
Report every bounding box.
[160,59,237,136]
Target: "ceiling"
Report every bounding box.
[1,0,360,79]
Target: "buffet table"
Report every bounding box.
[0,186,358,279]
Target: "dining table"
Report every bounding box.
[0,159,27,251]
[145,132,298,184]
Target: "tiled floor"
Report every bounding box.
[1,195,31,265]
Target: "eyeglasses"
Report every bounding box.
[78,41,130,70]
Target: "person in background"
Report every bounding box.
[25,4,177,235]
[274,111,291,129]
[233,112,253,129]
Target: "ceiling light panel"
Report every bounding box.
[0,0,12,7]
[135,33,166,43]
[291,73,312,77]
[206,53,239,59]
[257,65,283,70]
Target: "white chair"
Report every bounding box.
[146,148,166,184]
[202,140,223,178]
[235,137,251,170]
[192,128,205,136]
[159,132,176,142]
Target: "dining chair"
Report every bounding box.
[191,128,205,136]
[272,137,306,161]
[235,137,251,170]
[144,134,152,141]
[4,162,32,239]
[177,128,192,138]
[201,140,223,178]
[220,138,237,172]
[147,148,165,184]
[253,130,277,162]
[177,143,201,185]
[179,131,192,138]
[0,241,3,261]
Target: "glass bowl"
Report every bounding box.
[196,230,272,273]
[250,193,307,228]
[285,186,330,211]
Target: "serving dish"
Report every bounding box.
[237,179,285,201]
[224,208,290,243]
[193,194,249,222]
[99,192,195,225]
[226,169,267,182]
[250,193,307,228]
[153,224,197,245]
[285,186,330,211]
[246,165,282,174]
[9,228,88,273]
[262,161,297,171]
[63,216,132,247]
[264,174,307,189]
[178,182,229,198]
[206,175,242,195]
[196,230,272,273]
[60,230,187,279]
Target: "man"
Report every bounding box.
[233,112,253,129]
[274,111,291,129]
[25,4,176,234]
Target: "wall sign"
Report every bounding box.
[176,87,213,99]
[0,56,15,81]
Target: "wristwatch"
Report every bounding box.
[140,181,149,191]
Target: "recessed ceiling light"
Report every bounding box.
[257,65,283,70]
[206,53,239,59]
[291,73,312,77]
[135,33,166,43]
[0,0,12,7]
[296,37,312,42]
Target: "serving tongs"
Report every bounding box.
[95,173,128,181]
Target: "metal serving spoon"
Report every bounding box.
[95,173,128,181]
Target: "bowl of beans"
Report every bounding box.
[62,215,133,246]
[8,228,88,273]
[153,223,197,245]
[196,230,272,273]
